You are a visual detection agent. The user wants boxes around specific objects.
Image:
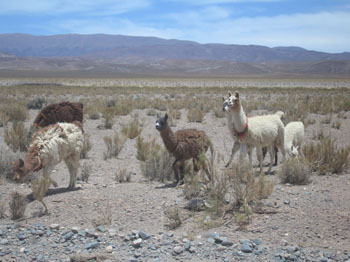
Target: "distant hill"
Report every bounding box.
[0,33,350,77]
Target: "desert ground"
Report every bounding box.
[0,77,350,262]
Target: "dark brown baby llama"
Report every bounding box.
[156,113,213,185]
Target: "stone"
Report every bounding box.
[17,233,27,241]
[50,224,60,230]
[97,226,105,233]
[71,227,80,233]
[0,239,8,245]
[132,238,143,248]
[207,238,215,244]
[105,245,113,253]
[241,243,253,253]
[108,229,117,237]
[85,242,100,249]
[221,240,234,247]
[63,231,74,241]
[173,246,184,255]
[138,231,151,240]
[184,240,191,251]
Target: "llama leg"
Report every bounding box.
[256,146,263,173]
[43,167,57,187]
[172,160,180,184]
[193,157,200,172]
[225,142,240,168]
[267,146,274,173]
[247,144,253,166]
[65,155,79,189]
[274,146,279,166]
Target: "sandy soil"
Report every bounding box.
[0,90,350,260]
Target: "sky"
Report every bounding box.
[0,0,349,53]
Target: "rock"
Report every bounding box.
[0,239,8,245]
[97,226,105,232]
[216,246,227,251]
[207,238,215,244]
[284,200,291,205]
[138,231,151,240]
[71,227,80,233]
[215,236,227,244]
[105,245,113,253]
[203,215,212,224]
[132,238,143,248]
[50,224,60,230]
[185,198,205,211]
[222,240,234,247]
[241,243,253,253]
[85,242,100,249]
[17,233,27,241]
[108,229,117,237]
[281,239,288,246]
[0,230,2,236]
[184,240,191,251]
[252,238,262,245]
[173,246,184,255]
[63,231,74,241]
[36,230,44,236]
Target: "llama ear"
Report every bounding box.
[235,91,240,99]
[228,91,232,97]
[222,96,226,102]
[19,159,24,166]
[165,113,168,121]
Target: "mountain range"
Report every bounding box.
[0,33,350,77]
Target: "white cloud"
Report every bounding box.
[164,10,350,52]
[0,0,149,15]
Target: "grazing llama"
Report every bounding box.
[13,122,84,189]
[156,113,213,185]
[27,102,84,146]
[223,91,285,173]
[284,121,305,157]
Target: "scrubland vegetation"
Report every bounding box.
[0,77,349,245]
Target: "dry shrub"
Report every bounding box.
[303,136,350,175]
[187,108,205,123]
[9,191,27,220]
[80,163,92,182]
[4,121,29,152]
[152,98,167,111]
[26,97,46,109]
[182,165,203,200]
[115,168,131,183]
[102,107,115,129]
[31,176,50,213]
[114,99,133,116]
[321,114,332,124]
[103,132,127,160]
[0,202,6,218]
[136,135,161,162]
[0,112,9,127]
[121,118,142,139]
[1,102,29,122]
[164,206,182,229]
[227,163,274,215]
[332,119,342,129]
[93,200,112,227]
[140,149,174,182]
[85,104,101,119]
[80,134,92,159]
[146,108,157,116]
[0,148,20,180]
[278,157,312,185]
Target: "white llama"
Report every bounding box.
[223,91,285,173]
[13,122,84,189]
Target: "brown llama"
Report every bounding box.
[156,113,213,185]
[26,101,84,146]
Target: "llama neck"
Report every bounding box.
[160,124,178,153]
[231,105,247,132]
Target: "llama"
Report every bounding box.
[156,113,213,185]
[223,91,285,173]
[284,121,305,157]
[27,102,84,146]
[13,122,84,189]
[262,111,285,166]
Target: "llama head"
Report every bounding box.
[13,156,41,181]
[290,145,299,157]
[156,113,168,131]
[223,91,240,112]
[12,158,28,181]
